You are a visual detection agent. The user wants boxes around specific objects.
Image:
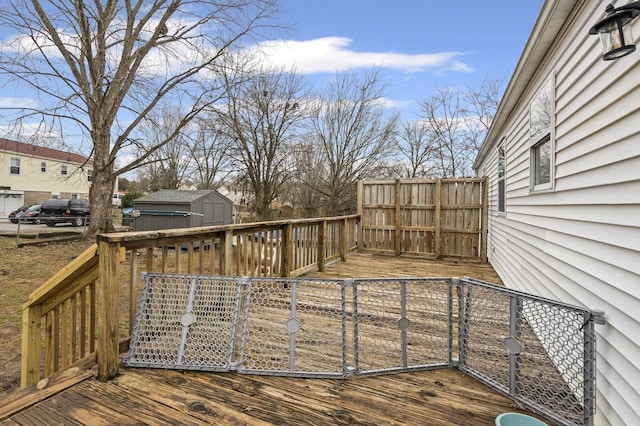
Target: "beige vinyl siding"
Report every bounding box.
[1,153,91,195]
[477,1,640,425]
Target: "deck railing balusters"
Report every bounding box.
[20,215,359,386]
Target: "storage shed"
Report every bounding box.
[132,190,233,232]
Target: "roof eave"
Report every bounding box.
[473,0,577,170]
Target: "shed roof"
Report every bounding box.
[135,190,222,204]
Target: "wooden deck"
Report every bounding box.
[2,365,539,426]
[2,254,549,426]
[306,252,504,282]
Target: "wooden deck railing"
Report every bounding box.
[20,215,359,387]
[21,244,100,387]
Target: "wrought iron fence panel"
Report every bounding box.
[352,278,453,376]
[458,277,602,426]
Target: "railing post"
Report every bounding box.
[281,223,293,277]
[340,217,348,261]
[220,229,233,275]
[435,179,442,259]
[318,220,326,272]
[356,216,361,254]
[21,304,42,387]
[357,181,363,252]
[97,239,121,381]
[395,179,401,256]
[481,176,489,262]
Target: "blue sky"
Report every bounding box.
[263,0,544,121]
[0,1,544,143]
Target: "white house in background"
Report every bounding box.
[474,1,640,425]
[0,138,93,216]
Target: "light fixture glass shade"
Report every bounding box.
[589,4,640,61]
[599,19,636,60]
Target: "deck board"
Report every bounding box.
[6,367,540,425]
[307,252,503,283]
[3,254,551,425]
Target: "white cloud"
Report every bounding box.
[251,37,472,74]
[0,97,39,109]
[375,97,411,109]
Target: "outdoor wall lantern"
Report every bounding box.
[589,1,640,60]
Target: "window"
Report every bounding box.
[530,78,554,191]
[41,162,47,173]
[532,136,551,186]
[497,143,506,213]
[61,165,68,176]
[87,169,93,182]
[10,158,20,175]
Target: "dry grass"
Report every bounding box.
[0,237,94,396]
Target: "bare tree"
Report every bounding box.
[419,76,504,178]
[396,121,437,178]
[419,86,468,178]
[0,0,278,233]
[186,116,235,190]
[464,75,503,134]
[218,67,309,219]
[286,138,327,217]
[135,106,192,191]
[309,70,399,215]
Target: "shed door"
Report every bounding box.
[204,200,228,226]
[211,200,230,225]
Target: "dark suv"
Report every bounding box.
[40,198,91,227]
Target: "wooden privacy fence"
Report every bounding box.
[357,178,488,261]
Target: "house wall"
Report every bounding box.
[476,2,640,425]
[0,146,92,202]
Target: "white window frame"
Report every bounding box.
[61,164,68,176]
[529,77,554,192]
[87,169,93,182]
[10,157,20,175]
[41,162,47,173]
[497,141,506,214]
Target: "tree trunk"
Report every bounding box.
[88,130,116,235]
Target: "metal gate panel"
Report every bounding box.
[123,274,603,426]
[237,278,346,378]
[458,278,600,426]
[458,281,512,388]
[352,278,452,376]
[124,273,244,371]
